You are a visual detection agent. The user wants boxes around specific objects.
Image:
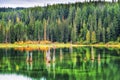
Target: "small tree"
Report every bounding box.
[71,23,76,43]
[43,19,47,41]
[86,30,90,43]
[91,31,97,43]
[102,27,106,43]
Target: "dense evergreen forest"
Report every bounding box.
[0,2,120,43]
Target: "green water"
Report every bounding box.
[0,47,120,80]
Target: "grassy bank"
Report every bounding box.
[0,42,120,49]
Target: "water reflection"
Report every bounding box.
[0,74,32,80]
[91,47,95,60]
[0,47,119,80]
[53,47,56,78]
[26,51,33,70]
[97,53,101,73]
[60,49,63,63]
[91,47,95,68]
[44,47,56,76]
[26,51,32,62]
[45,48,51,73]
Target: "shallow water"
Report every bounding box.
[0,47,120,80]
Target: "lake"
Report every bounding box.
[0,47,120,80]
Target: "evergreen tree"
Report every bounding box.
[0,2,119,43]
[43,19,47,41]
[86,30,90,43]
[91,31,97,43]
[71,23,76,43]
[102,27,106,43]
[97,18,102,42]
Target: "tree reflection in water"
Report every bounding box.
[45,48,51,73]
[53,47,56,78]
[60,48,63,63]
[91,47,95,69]
[98,53,101,73]
[26,51,33,70]
[0,47,119,80]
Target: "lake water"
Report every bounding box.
[0,47,120,80]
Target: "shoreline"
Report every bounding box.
[0,43,119,49]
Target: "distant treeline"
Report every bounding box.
[0,2,120,43]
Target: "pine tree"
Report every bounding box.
[91,31,97,43]
[86,30,90,43]
[102,27,106,43]
[97,18,102,42]
[44,19,47,41]
[71,23,76,43]
[106,27,111,42]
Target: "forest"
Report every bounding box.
[0,2,120,44]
